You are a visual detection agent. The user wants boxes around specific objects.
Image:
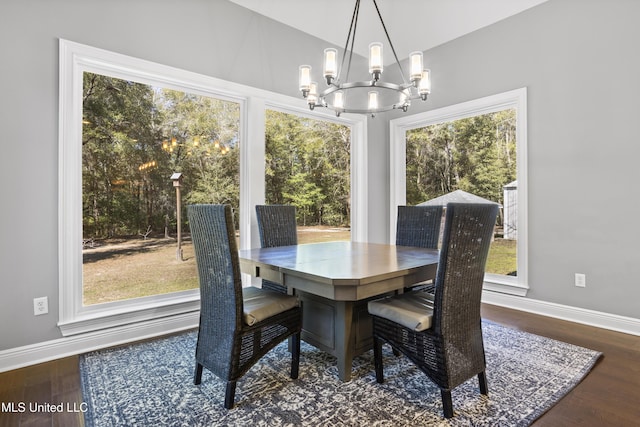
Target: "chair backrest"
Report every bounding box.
[396,205,443,249]
[187,204,243,366]
[432,202,498,336]
[256,205,298,248]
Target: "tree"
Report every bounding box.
[265,110,351,227]
[82,73,241,238]
[82,73,163,237]
[283,173,325,226]
[405,109,516,206]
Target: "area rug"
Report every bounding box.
[79,321,601,426]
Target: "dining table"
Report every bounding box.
[238,241,439,381]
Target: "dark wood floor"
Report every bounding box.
[1,304,639,426]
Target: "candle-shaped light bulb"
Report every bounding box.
[334,91,344,109]
[308,81,318,109]
[419,69,431,99]
[368,91,379,110]
[369,42,383,79]
[323,48,337,84]
[299,65,311,94]
[409,51,424,82]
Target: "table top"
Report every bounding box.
[239,241,439,287]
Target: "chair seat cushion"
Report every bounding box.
[242,286,299,326]
[368,291,435,332]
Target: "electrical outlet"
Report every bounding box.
[33,297,48,315]
[574,273,586,288]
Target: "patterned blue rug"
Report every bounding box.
[79,321,601,426]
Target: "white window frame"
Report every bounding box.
[389,88,528,296]
[58,40,367,336]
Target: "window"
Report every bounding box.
[81,73,240,306]
[59,40,248,335]
[265,109,352,243]
[59,40,367,336]
[390,88,528,295]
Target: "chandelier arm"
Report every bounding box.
[372,0,408,85]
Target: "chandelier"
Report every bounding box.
[298,0,431,117]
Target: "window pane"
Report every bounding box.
[265,110,351,243]
[405,109,517,276]
[82,72,240,305]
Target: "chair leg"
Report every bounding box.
[224,380,237,409]
[194,362,203,385]
[478,371,488,395]
[291,332,301,379]
[373,336,384,384]
[441,389,454,418]
[391,346,401,357]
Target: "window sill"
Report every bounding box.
[58,291,200,337]
[483,273,529,296]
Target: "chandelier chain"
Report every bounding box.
[372,0,407,85]
[342,0,360,83]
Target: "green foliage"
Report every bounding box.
[283,173,325,226]
[82,74,349,238]
[407,111,518,277]
[82,73,240,238]
[406,109,516,207]
[265,110,351,227]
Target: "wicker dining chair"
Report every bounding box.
[395,205,443,291]
[395,205,442,249]
[369,202,499,418]
[255,204,298,294]
[187,204,302,409]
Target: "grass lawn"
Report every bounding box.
[83,238,199,305]
[486,238,517,276]
[82,226,351,305]
[82,228,515,305]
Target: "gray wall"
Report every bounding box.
[0,0,334,351]
[0,0,638,353]
[367,0,640,318]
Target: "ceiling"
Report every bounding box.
[229,0,548,65]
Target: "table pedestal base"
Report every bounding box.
[297,290,390,381]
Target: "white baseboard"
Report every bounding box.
[0,311,199,373]
[2,294,638,373]
[482,290,640,336]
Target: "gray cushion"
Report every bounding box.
[242,286,299,326]
[368,291,435,332]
